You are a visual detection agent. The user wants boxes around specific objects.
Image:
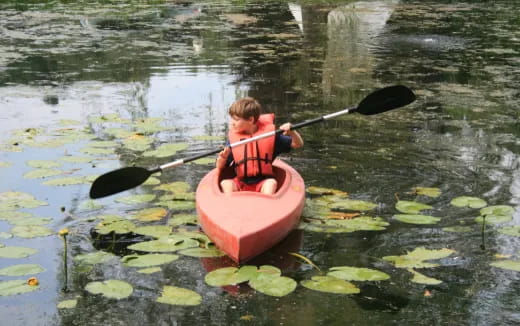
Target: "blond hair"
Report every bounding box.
[228,97,262,122]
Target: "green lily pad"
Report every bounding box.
[329,199,377,211]
[127,236,199,253]
[131,207,168,222]
[122,136,153,151]
[0,192,47,210]
[74,251,115,265]
[157,200,195,211]
[156,286,202,306]
[205,266,258,287]
[408,268,442,285]
[105,128,135,139]
[143,177,161,186]
[301,276,360,294]
[60,156,93,164]
[0,161,11,168]
[191,157,215,165]
[442,226,473,233]
[475,214,513,225]
[143,143,188,158]
[498,226,520,237]
[42,176,89,186]
[0,211,33,221]
[89,113,129,124]
[178,248,225,258]
[95,219,136,235]
[393,214,441,225]
[121,254,179,267]
[0,280,39,296]
[57,299,78,309]
[23,168,63,179]
[0,264,45,276]
[115,194,156,205]
[9,217,52,226]
[133,225,172,238]
[133,118,169,134]
[137,267,162,274]
[306,186,348,196]
[450,196,487,208]
[383,247,455,269]
[395,201,432,214]
[193,135,224,141]
[89,140,118,148]
[168,214,199,226]
[490,260,520,272]
[414,187,441,198]
[316,216,389,231]
[85,280,133,299]
[80,147,115,155]
[11,225,53,238]
[0,246,38,258]
[0,232,12,239]
[26,160,61,169]
[327,266,390,281]
[481,205,515,215]
[154,181,191,194]
[78,200,104,211]
[248,272,297,297]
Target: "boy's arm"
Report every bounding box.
[279,123,304,149]
[216,146,231,169]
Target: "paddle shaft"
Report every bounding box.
[158,106,355,172]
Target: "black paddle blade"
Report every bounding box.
[89,167,152,199]
[357,85,416,115]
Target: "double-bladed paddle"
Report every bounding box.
[89,85,415,199]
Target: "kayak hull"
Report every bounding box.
[196,159,305,263]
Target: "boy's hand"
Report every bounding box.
[216,146,230,169]
[279,122,292,135]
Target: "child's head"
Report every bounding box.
[228,97,262,122]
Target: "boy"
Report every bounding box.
[216,97,304,195]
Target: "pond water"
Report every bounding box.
[0,0,519,325]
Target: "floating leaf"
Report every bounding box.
[95,218,136,235]
[115,194,156,205]
[42,176,88,186]
[168,214,199,226]
[143,143,188,158]
[478,205,515,221]
[0,192,47,210]
[383,247,455,269]
[121,254,179,267]
[327,266,390,281]
[393,214,441,225]
[414,187,441,198]
[24,168,64,179]
[450,196,487,208]
[133,225,172,238]
[0,280,39,296]
[9,217,52,226]
[133,118,169,134]
[442,226,473,233]
[85,280,133,299]
[11,225,53,238]
[329,199,376,211]
[408,269,442,285]
[498,226,520,237]
[0,211,33,221]
[89,140,118,148]
[143,177,161,186]
[127,236,199,253]
[26,160,61,169]
[57,299,78,309]
[288,252,321,272]
[395,201,432,214]
[205,266,258,287]
[131,207,167,222]
[0,161,12,168]
[78,200,103,211]
[154,181,191,194]
[74,251,115,265]
[191,157,215,165]
[89,113,128,124]
[80,147,115,155]
[60,156,93,164]
[122,136,153,151]
[249,272,297,297]
[0,264,45,276]
[475,214,512,225]
[318,216,389,231]
[193,135,224,141]
[306,186,348,196]
[178,248,225,258]
[490,260,520,272]
[0,232,12,239]
[157,200,195,211]
[105,128,134,139]
[301,276,360,294]
[0,246,38,258]
[156,286,202,306]
[138,267,161,274]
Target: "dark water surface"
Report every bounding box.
[0,0,519,325]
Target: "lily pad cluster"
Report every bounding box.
[299,187,386,233]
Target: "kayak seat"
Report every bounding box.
[217,164,287,194]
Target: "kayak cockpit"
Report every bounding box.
[217,160,288,194]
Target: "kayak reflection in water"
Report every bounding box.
[216,97,304,195]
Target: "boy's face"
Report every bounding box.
[230,115,255,134]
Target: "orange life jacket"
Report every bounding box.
[228,114,275,179]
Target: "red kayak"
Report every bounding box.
[196,159,305,263]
